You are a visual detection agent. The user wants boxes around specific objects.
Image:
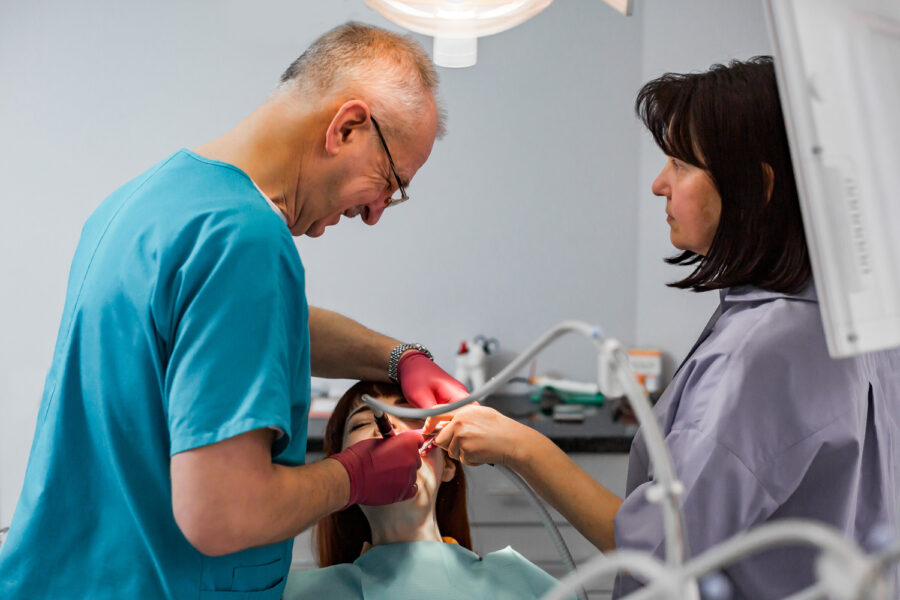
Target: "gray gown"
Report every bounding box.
[614,283,900,599]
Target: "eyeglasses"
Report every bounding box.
[370,116,409,207]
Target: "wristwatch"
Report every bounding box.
[388,343,433,383]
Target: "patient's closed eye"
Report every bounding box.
[349,420,371,432]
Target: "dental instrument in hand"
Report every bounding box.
[418,436,437,455]
[372,409,395,438]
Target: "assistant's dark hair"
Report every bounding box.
[636,56,811,293]
[313,381,471,567]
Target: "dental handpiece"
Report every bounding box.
[372,409,394,438]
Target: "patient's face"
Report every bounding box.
[341,394,455,508]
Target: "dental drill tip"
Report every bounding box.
[373,410,395,438]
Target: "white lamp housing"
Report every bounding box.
[366,0,634,68]
[365,0,555,68]
[433,36,479,68]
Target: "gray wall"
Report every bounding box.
[0,0,769,528]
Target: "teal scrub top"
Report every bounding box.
[0,150,311,599]
[284,541,567,600]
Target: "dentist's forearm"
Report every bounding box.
[308,306,400,380]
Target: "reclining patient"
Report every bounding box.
[284,381,561,600]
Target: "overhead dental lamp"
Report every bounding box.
[365,0,634,68]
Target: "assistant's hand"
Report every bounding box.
[327,430,424,509]
[397,351,469,409]
[433,406,529,467]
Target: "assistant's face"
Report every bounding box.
[341,394,451,508]
[651,156,722,256]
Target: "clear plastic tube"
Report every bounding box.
[540,550,675,600]
[612,520,878,600]
[608,342,689,569]
[363,322,611,418]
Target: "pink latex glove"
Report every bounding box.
[397,351,469,409]
[328,430,424,509]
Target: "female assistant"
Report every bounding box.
[434,57,900,599]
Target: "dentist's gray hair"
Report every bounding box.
[278,22,446,141]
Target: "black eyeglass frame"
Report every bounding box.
[370,116,409,207]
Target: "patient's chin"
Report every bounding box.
[359,453,442,515]
[361,480,436,515]
[396,461,439,508]
[408,463,439,506]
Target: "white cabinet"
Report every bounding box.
[465,454,628,599]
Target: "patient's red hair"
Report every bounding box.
[313,381,472,566]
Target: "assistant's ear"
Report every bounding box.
[324,100,371,156]
[440,453,457,483]
[762,162,775,202]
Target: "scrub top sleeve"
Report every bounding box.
[615,428,778,562]
[164,212,297,456]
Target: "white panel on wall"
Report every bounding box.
[766,0,900,357]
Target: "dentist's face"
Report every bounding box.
[303,108,438,238]
[651,156,722,256]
